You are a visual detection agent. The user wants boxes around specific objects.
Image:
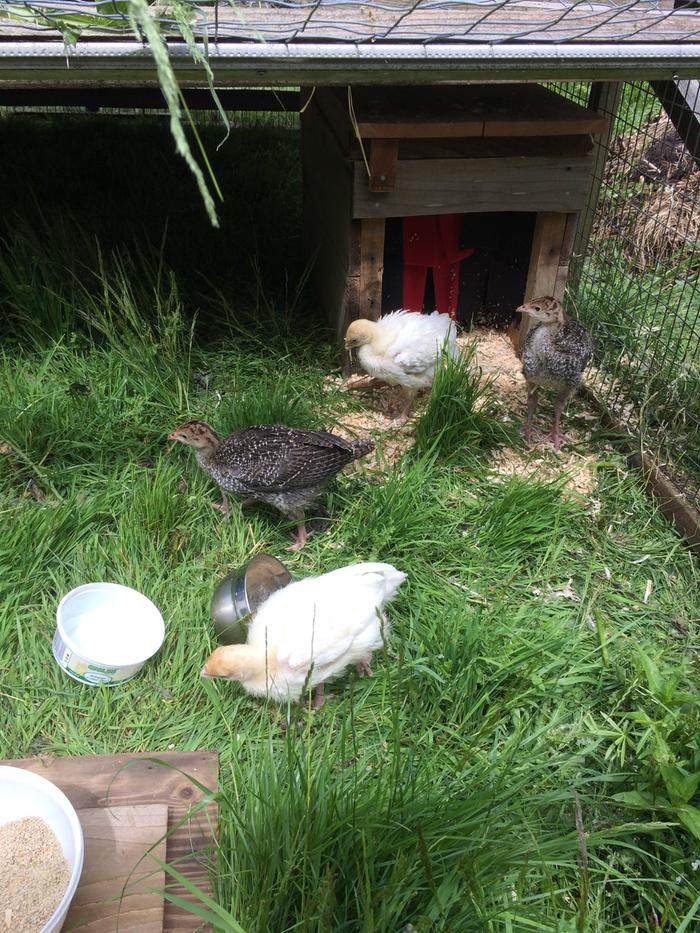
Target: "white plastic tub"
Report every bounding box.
[0,765,84,932]
[53,582,165,686]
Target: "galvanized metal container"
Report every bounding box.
[210,554,292,645]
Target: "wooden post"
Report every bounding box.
[358,218,385,321]
[569,81,623,291]
[513,211,569,353]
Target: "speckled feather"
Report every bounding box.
[198,424,373,517]
[522,318,593,391]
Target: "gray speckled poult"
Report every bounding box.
[518,296,593,450]
[169,420,373,549]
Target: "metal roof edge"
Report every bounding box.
[1,40,698,83]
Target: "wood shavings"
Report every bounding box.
[332,408,415,472]
[531,580,579,602]
[0,816,70,933]
[468,328,598,498]
[488,446,597,497]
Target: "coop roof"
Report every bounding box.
[1,1,700,85]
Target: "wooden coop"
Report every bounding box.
[301,83,607,348]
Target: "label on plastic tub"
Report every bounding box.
[52,630,140,686]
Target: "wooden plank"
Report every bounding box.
[569,82,623,291]
[63,805,167,933]
[554,211,579,301]
[351,84,607,139]
[358,218,385,322]
[2,752,218,933]
[513,211,569,354]
[629,451,700,553]
[369,139,399,192]
[582,384,700,556]
[369,135,594,162]
[352,155,592,219]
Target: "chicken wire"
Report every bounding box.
[4,0,700,45]
[553,80,700,505]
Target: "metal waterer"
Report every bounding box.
[210,554,293,645]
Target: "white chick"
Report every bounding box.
[344,310,459,424]
[201,562,406,708]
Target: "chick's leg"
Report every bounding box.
[392,388,417,426]
[285,509,310,551]
[356,654,374,678]
[550,391,574,451]
[520,386,539,446]
[211,489,230,515]
[313,682,334,709]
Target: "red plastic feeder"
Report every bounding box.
[402,213,475,319]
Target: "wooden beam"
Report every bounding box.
[369,139,399,192]
[650,78,700,170]
[569,81,623,291]
[353,154,592,218]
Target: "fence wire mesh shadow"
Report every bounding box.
[551,81,700,508]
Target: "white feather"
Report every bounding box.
[242,562,406,701]
[357,310,458,390]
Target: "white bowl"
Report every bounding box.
[53,582,165,686]
[0,765,84,932]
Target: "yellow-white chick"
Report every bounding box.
[344,310,459,424]
[201,562,406,707]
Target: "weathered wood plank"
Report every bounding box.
[351,84,606,139]
[358,218,385,322]
[512,211,569,353]
[352,155,592,218]
[526,212,569,299]
[2,752,219,933]
[64,805,167,933]
[369,139,399,192]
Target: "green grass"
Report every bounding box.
[1,116,700,931]
[414,341,519,463]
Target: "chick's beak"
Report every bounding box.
[200,666,212,678]
[167,431,178,441]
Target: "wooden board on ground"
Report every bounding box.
[1,752,219,933]
[64,804,168,932]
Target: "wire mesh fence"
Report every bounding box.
[553,80,700,505]
[4,0,700,45]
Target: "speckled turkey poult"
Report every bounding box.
[168,420,374,549]
[517,296,593,450]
